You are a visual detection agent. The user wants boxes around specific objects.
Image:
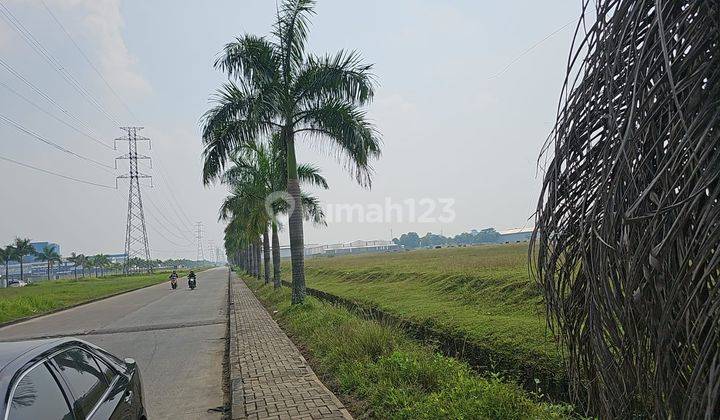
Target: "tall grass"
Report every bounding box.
[285,244,563,389]
[246,277,573,419]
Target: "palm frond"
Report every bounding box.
[272,0,316,79]
[295,50,375,106]
[532,1,720,418]
[300,193,326,226]
[201,81,278,184]
[295,99,381,187]
[215,35,279,85]
[296,163,328,189]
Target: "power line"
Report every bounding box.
[0,79,112,151]
[0,154,116,189]
[145,194,195,241]
[155,160,195,228]
[40,0,138,122]
[0,57,110,147]
[145,197,195,244]
[0,0,121,125]
[148,223,195,249]
[0,113,115,173]
[488,16,582,79]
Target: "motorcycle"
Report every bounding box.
[170,277,178,290]
[188,276,197,290]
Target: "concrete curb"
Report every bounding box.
[227,271,245,418]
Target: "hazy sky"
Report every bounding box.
[0,0,581,260]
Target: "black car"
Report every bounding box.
[0,338,146,420]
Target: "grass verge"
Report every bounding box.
[0,271,184,325]
[244,276,573,419]
[286,244,565,393]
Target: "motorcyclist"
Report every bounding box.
[169,270,178,289]
[188,271,197,289]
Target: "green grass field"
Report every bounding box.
[245,276,572,419]
[0,271,183,324]
[285,243,564,392]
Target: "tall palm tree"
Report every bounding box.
[201,0,380,303]
[221,140,327,287]
[13,238,35,283]
[0,245,15,288]
[35,245,61,281]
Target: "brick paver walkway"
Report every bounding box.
[229,274,352,420]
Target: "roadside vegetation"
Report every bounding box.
[0,270,185,324]
[244,276,573,419]
[287,243,565,394]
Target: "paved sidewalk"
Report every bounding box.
[229,274,352,420]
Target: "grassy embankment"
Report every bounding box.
[0,270,186,324]
[246,276,572,419]
[284,243,564,393]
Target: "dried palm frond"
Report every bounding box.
[532,0,720,417]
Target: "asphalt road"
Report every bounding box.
[0,267,229,419]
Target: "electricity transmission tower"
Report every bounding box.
[209,240,217,264]
[116,127,152,273]
[196,222,204,263]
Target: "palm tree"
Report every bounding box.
[221,140,327,287]
[78,254,88,278]
[13,238,35,283]
[93,254,110,277]
[67,253,84,279]
[201,0,380,303]
[35,245,61,281]
[0,245,15,288]
[84,256,95,278]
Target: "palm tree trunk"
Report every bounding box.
[248,245,253,276]
[4,262,8,288]
[74,266,77,280]
[263,227,271,284]
[271,222,281,288]
[47,262,50,281]
[248,246,253,275]
[19,259,24,283]
[255,237,261,280]
[285,131,306,304]
[244,248,249,274]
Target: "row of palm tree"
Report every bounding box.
[202,0,381,304]
[219,139,328,288]
[0,238,38,287]
[0,238,117,286]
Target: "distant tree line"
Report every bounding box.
[392,228,501,249]
[0,236,212,287]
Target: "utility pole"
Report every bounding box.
[195,222,204,263]
[116,127,152,273]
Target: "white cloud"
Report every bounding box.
[8,0,151,98]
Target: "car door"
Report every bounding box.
[6,362,74,420]
[88,355,136,420]
[49,348,110,419]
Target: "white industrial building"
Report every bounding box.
[278,239,401,258]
